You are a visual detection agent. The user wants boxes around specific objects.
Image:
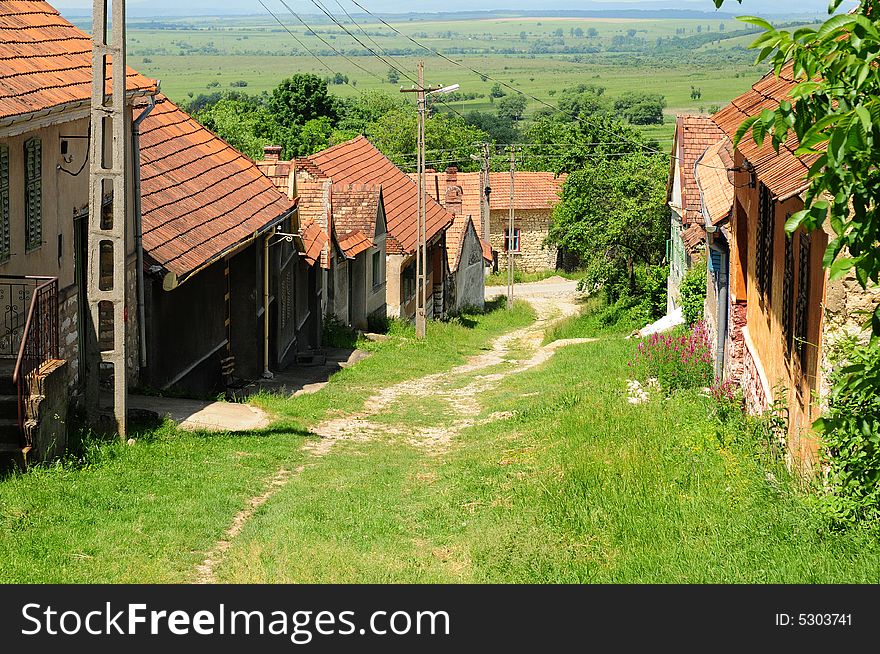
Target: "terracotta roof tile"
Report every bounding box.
[695,139,735,226]
[0,0,156,123]
[416,169,561,270]
[331,183,381,240]
[299,221,328,267]
[671,115,726,225]
[306,136,453,254]
[336,229,372,259]
[712,62,817,200]
[139,95,294,280]
[683,223,706,254]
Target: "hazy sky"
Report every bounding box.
[51,0,853,17]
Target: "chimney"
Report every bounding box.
[444,166,462,216]
[263,145,282,162]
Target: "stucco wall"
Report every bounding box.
[488,209,557,272]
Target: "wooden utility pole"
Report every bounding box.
[401,63,458,339]
[507,146,519,310]
[86,0,128,436]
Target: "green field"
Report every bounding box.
[109,13,774,143]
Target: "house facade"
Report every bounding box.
[261,137,454,323]
[138,95,308,396]
[712,63,878,470]
[451,169,564,273]
[666,116,725,313]
[0,1,157,463]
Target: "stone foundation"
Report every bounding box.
[724,301,747,383]
[741,328,770,416]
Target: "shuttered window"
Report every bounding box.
[755,183,774,301]
[795,233,811,367]
[0,145,9,262]
[24,138,42,251]
[782,231,795,351]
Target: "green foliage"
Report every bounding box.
[194,97,288,160]
[322,313,358,349]
[549,153,668,296]
[680,263,707,326]
[386,67,399,84]
[489,83,506,98]
[496,94,528,122]
[268,73,341,127]
[463,110,520,145]
[614,91,667,125]
[814,338,880,528]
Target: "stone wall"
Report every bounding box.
[741,328,771,416]
[724,301,747,383]
[488,209,557,273]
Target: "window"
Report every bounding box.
[0,144,9,262]
[503,227,521,253]
[794,233,811,367]
[24,138,42,251]
[403,260,416,301]
[755,183,774,301]
[782,231,795,352]
[372,250,383,288]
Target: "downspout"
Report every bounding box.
[263,233,272,378]
[695,147,729,380]
[132,89,157,369]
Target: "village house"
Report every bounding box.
[138,95,311,396]
[451,169,565,273]
[712,62,879,470]
[260,137,456,322]
[0,2,322,466]
[0,1,157,464]
[666,115,725,313]
[416,167,493,311]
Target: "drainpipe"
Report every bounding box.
[263,234,273,379]
[132,90,157,369]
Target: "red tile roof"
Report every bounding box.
[254,159,293,196]
[712,62,817,200]
[306,136,453,255]
[139,95,295,281]
[695,139,735,226]
[299,221,328,267]
[331,183,381,240]
[416,169,554,270]
[296,179,332,269]
[336,230,372,259]
[683,223,705,254]
[0,1,156,124]
[671,115,726,225]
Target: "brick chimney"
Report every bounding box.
[444,166,462,216]
[263,145,282,161]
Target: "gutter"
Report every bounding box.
[132,89,158,369]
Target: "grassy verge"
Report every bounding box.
[544,295,646,342]
[0,300,534,583]
[484,269,584,287]
[216,303,880,583]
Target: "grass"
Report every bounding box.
[484,268,584,286]
[0,300,533,583]
[215,301,880,583]
[544,295,647,342]
[4,296,879,583]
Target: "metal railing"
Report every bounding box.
[5,277,59,446]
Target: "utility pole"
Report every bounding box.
[86,0,128,437]
[507,146,519,310]
[479,142,491,245]
[401,62,459,339]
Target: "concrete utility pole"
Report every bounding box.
[479,142,491,244]
[86,0,129,436]
[401,62,458,339]
[507,146,519,310]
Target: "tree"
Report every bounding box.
[614,92,667,125]
[195,97,290,160]
[587,27,598,38]
[387,67,400,84]
[268,74,340,127]
[464,110,519,145]
[557,84,610,119]
[549,153,668,293]
[497,94,528,122]
[489,83,506,98]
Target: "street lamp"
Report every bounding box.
[401,63,459,339]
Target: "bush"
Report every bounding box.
[630,321,713,391]
[322,314,357,348]
[814,338,880,528]
[680,263,707,326]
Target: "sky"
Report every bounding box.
[51,0,854,18]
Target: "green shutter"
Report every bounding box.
[0,145,9,262]
[24,138,42,251]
